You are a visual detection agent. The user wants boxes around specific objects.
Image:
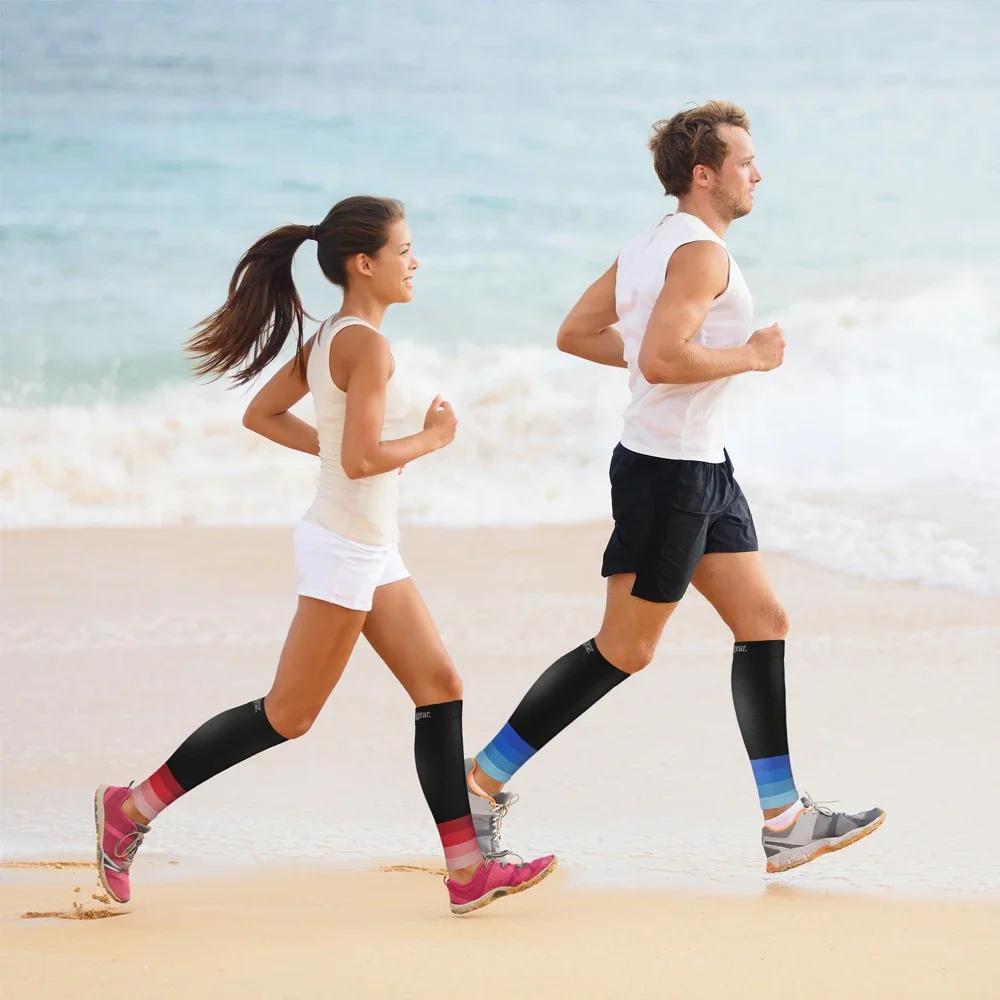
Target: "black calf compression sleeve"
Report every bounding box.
[131,698,288,821]
[414,700,481,871]
[477,640,630,783]
[731,640,799,810]
[164,698,288,792]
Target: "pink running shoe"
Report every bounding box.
[94,784,147,903]
[447,854,557,915]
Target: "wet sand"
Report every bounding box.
[1,525,999,997]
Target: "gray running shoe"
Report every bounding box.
[762,793,885,873]
[465,757,520,860]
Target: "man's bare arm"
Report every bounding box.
[555,262,628,369]
[637,242,783,385]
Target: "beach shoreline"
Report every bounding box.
[3,524,998,884]
[2,524,999,996]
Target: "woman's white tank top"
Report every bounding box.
[302,315,419,546]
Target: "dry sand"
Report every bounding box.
[2,525,999,998]
[2,860,998,999]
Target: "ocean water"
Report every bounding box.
[3,1,999,592]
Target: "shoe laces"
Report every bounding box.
[493,858,527,871]
[114,828,145,870]
[801,792,840,817]
[485,792,520,862]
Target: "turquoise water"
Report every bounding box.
[2,1,999,591]
[5,0,998,401]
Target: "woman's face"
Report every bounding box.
[362,218,418,304]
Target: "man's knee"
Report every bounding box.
[617,644,657,674]
[770,604,790,639]
[595,633,657,674]
[733,602,789,641]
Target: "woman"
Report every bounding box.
[94,195,556,915]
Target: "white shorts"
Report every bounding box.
[293,519,410,612]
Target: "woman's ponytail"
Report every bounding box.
[188,223,314,385]
[188,195,404,385]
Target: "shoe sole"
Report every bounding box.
[93,785,129,904]
[449,856,558,915]
[766,811,886,874]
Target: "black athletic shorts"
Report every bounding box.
[601,443,758,603]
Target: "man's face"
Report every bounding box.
[708,125,761,221]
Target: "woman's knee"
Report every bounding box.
[419,662,463,703]
[263,696,321,740]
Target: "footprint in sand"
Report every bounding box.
[9,860,126,920]
[22,902,127,921]
[0,861,95,870]
[378,864,448,876]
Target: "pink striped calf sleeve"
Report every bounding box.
[438,815,482,871]
[130,764,185,822]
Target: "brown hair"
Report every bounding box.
[647,101,750,197]
[188,195,405,384]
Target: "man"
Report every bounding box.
[466,101,884,874]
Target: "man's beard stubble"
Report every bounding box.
[711,185,752,221]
